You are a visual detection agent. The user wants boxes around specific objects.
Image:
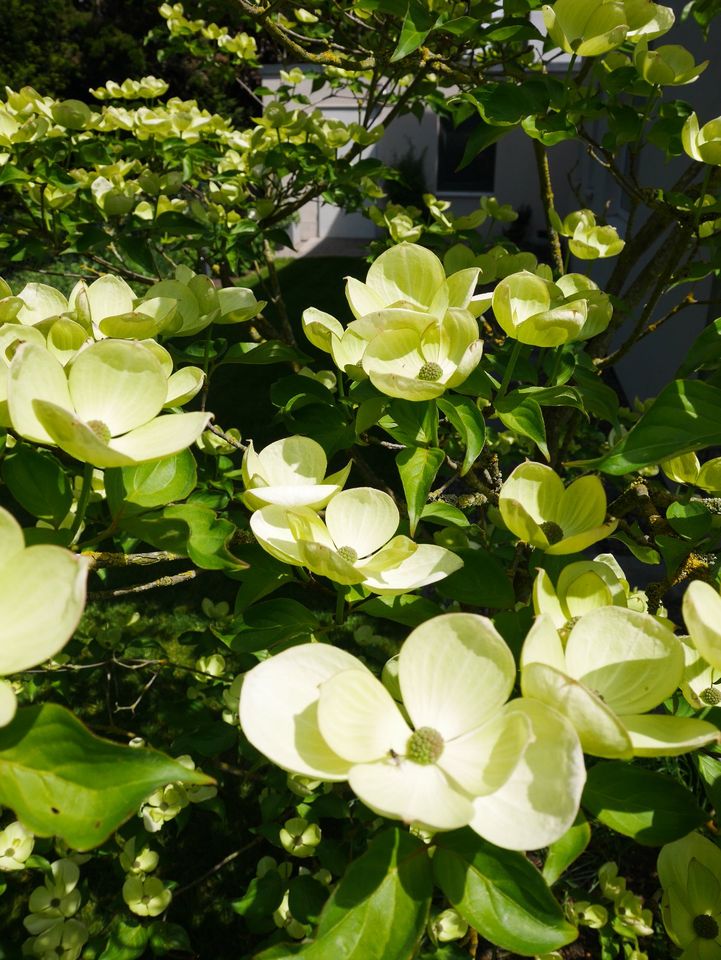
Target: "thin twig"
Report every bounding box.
[173,838,263,899]
[88,569,200,599]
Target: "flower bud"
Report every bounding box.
[279,818,321,858]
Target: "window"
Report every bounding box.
[436,115,496,194]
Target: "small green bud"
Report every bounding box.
[279,818,321,858]
[540,520,564,545]
[417,361,443,382]
[428,907,468,944]
[700,686,721,706]
[87,419,112,444]
[406,727,444,765]
[337,545,358,563]
[694,914,720,939]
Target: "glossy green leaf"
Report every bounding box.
[437,549,515,609]
[1,447,71,523]
[300,828,432,959]
[697,753,721,813]
[582,762,706,845]
[380,399,437,446]
[396,445,444,536]
[391,0,437,61]
[666,500,712,540]
[677,317,721,376]
[148,922,193,956]
[572,367,619,425]
[98,919,149,960]
[221,341,311,366]
[588,381,721,475]
[0,704,213,851]
[106,449,197,512]
[609,530,661,565]
[433,829,577,956]
[438,395,486,475]
[542,813,591,886]
[420,502,470,527]
[232,871,284,920]
[495,395,549,461]
[357,593,442,627]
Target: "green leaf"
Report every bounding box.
[148,922,193,956]
[495,395,549,460]
[516,384,585,413]
[542,813,591,886]
[572,367,619,425]
[220,341,311,366]
[357,593,442,627]
[300,828,432,960]
[582,762,706,845]
[271,375,335,412]
[697,753,721,813]
[98,919,149,960]
[106,449,197,512]
[232,544,294,612]
[438,396,486,475]
[678,317,721,376]
[609,530,661,566]
[391,0,438,61]
[232,871,284,920]
[666,500,712,541]
[433,829,577,956]
[0,704,213,851]
[420,502,470,527]
[1,447,72,524]
[380,399,437,446]
[587,381,721,475]
[0,164,30,185]
[230,599,318,652]
[288,875,329,924]
[396,446,444,536]
[436,549,515,609]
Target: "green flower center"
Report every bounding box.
[337,545,358,563]
[417,361,443,382]
[700,686,721,706]
[540,520,564,545]
[406,727,444,765]
[693,914,719,939]
[4,848,14,858]
[87,419,112,444]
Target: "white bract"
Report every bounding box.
[521,608,720,759]
[8,340,210,468]
[0,507,88,725]
[241,435,351,510]
[250,486,462,595]
[240,613,585,847]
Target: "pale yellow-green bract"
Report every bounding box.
[302,243,485,399]
[249,486,462,595]
[7,340,210,468]
[683,113,721,166]
[241,436,351,511]
[542,0,674,57]
[683,580,721,681]
[634,41,708,86]
[662,452,721,492]
[552,210,625,260]
[532,556,630,628]
[0,506,88,725]
[521,608,720,759]
[239,613,585,847]
[498,461,618,554]
[657,832,721,957]
[492,271,612,347]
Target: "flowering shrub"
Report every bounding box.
[1,0,721,957]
